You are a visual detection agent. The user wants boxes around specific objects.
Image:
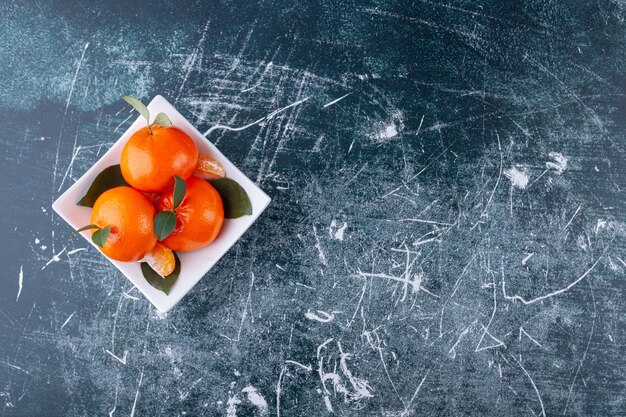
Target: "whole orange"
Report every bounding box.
[154,176,224,252]
[120,125,199,193]
[90,186,157,261]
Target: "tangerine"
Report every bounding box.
[90,186,157,261]
[154,175,224,252]
[120,125,198,193]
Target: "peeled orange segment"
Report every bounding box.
[143,243,175,277]
[194,155,226,180]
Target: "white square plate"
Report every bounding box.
[53,95,271,312]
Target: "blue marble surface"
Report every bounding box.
[1,1,626,415]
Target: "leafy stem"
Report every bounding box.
[154,176,186,241]
[70,224,111,248]
[121,96,173,136]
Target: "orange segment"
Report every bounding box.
[194,155,225,180]
[143,243,175,277]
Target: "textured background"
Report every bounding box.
[1,1,626,416]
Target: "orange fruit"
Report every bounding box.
[154,175,224,252]
[120,125,199,193]
[143,242,175,277]
[194,154,226,180]
[90,186,157,261]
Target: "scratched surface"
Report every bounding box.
[1,0,626,415]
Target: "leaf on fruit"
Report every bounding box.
[77,165,129,207]
[152,112,172,127]
[154,210,176,241]
[210,178,252,218]
[70,224,100,237]
[172,176,186,210]
[92,226,110,248]
[141,252,181,295]
[121,95,150,122]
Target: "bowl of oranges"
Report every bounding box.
[53,95,271,312]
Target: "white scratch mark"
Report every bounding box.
[475,325,505,352]
[337,341,374,401]
[528,55,605,133]
[285,360,312,371]
[204,97,310,136]
[65,42,89,114]
[345,163,369,186]
[3,362,30,375]
[519,327,543,348]
[41,247,67,270]
[512,355,546,417]
[57,145,81,192]
[398,218,453,226]
[476,274,505,352]
[323,92,352,108]
[562,204,582,231]
[448,324,474,359]
[323,395,334,412]
[60,311,75,330]
[179,378,203,401]
[416,114,425,136]
[129,370,144,417]
[369,331,405,407]
[522,253,534,266]
[67,248,87,255]
[105,349,128,365]
[113,113,134,133]
[305,310,336,323]
[356,269,430,298]
[412,235,440,246]
[400,370,430,417]
[16,266,23,302]
[316,339,373,410]
[241,61,273,92]
[503,255,604,305]
[563,281,596,414]
[108,384,118,417]
[276,366,286,417]
[122,292,139,301]
[476,132,502,223]
[439,255,476,336]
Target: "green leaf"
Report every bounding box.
[70,224,100,237]
[121,95,150,123]
[77,165,129,207]
[172,176,186,210]
[210,178,253,218]
[92,226,111,248]
[152,112,172,127]
[154,211,176,241]
[141,252,181,295]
